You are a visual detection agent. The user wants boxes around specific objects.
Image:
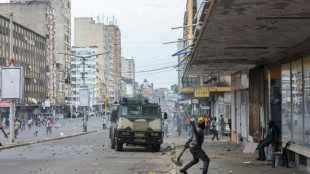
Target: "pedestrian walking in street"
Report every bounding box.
[33,121,39,136]
[28,118,32,130]
[21,118,26,131]
[102,117,106,129]
[5,118,9,130]
[219,114,225,136]
[211,117,219,140]
[46,118,52,136]
[2,118,5,127]
[180,117,210,174]
[228,118,232,140]
[0,125,8,146]
[14,119,20,139]
[163,120,169,138]
[255,120,280,161]
[40,116,44,127]
[185,117,191,139]
[176,116,182,136]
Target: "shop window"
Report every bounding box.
[281,63,292,142]
[292,59,303,146]
[304,57,310,147]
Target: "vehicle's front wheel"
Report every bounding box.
[152,144,161,152]
[116,141,123,151]
[111,138,115,149]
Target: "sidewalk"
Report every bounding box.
[0,116,105,149]
[165,131,305,174]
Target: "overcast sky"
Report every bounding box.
[72,0,186,89]
[0,0,186,89]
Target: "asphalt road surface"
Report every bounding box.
[0,129,173,174]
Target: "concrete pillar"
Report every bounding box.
[307,158,310,173]
[295,153,300,167]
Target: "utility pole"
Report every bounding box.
[105,85,107,123]
[57,51,110,132]
[82,57,87,132]
[9,12,15,143]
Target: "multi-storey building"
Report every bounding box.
[74,17,116,101]
[10,0,72,110]
[106,25,122,101]
[0,1,56,112]
[71,47,98,111]
[121,57,135,97]
[0,14,46,118]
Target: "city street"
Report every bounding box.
[0,121,305,174]
[0,0,310,173]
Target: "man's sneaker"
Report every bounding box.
[179,169,188,174]
[255,157,262,161]
[260,157,266,161]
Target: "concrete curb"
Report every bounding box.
[0,130,99,151]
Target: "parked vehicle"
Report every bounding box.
[109,98,167,152]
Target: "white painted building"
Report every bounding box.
[71,47,98,110]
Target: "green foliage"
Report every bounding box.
[173,84,178,94]
[185,104,191,113]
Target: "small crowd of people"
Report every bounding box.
[1,115,54,141]
[163,113,232,141]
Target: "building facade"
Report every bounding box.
[0,1,56,111]
[0,14,46,118]
[121,57,135,97]
[71,47,98,111]
[106,25,122,102]
[74,17,121,102]
[10,0,72,109]
[180,0,310,171]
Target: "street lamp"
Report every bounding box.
[58,52,110,132]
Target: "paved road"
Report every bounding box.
[0,123,306,174]
[0,129,173,174]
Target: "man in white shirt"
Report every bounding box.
[211,117,219,140]
[102,118,106,129]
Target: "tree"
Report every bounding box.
[185,104,191,115]
[173,84,178,94]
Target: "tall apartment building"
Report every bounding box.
[0,1,56,109]
[0,14,46,117]
[121,57,135,97]
[121,57,135,80]
[74,17,115,101]
[106,25,122,101]
[71,47,98,111]
[10,0,72,109]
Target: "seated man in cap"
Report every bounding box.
[256,120,280,161]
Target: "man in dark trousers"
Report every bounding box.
[180,117,210,174]
[255,120,279,161]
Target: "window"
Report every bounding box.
[304,57,310,146]
[142,106,160,117]
[121,105,140,116]
[291,60,303,146]
[281,63,291,142]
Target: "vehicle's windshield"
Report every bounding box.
[142,106,160,117]
[121,105,140,116]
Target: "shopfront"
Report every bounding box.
[281,54,310,157]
